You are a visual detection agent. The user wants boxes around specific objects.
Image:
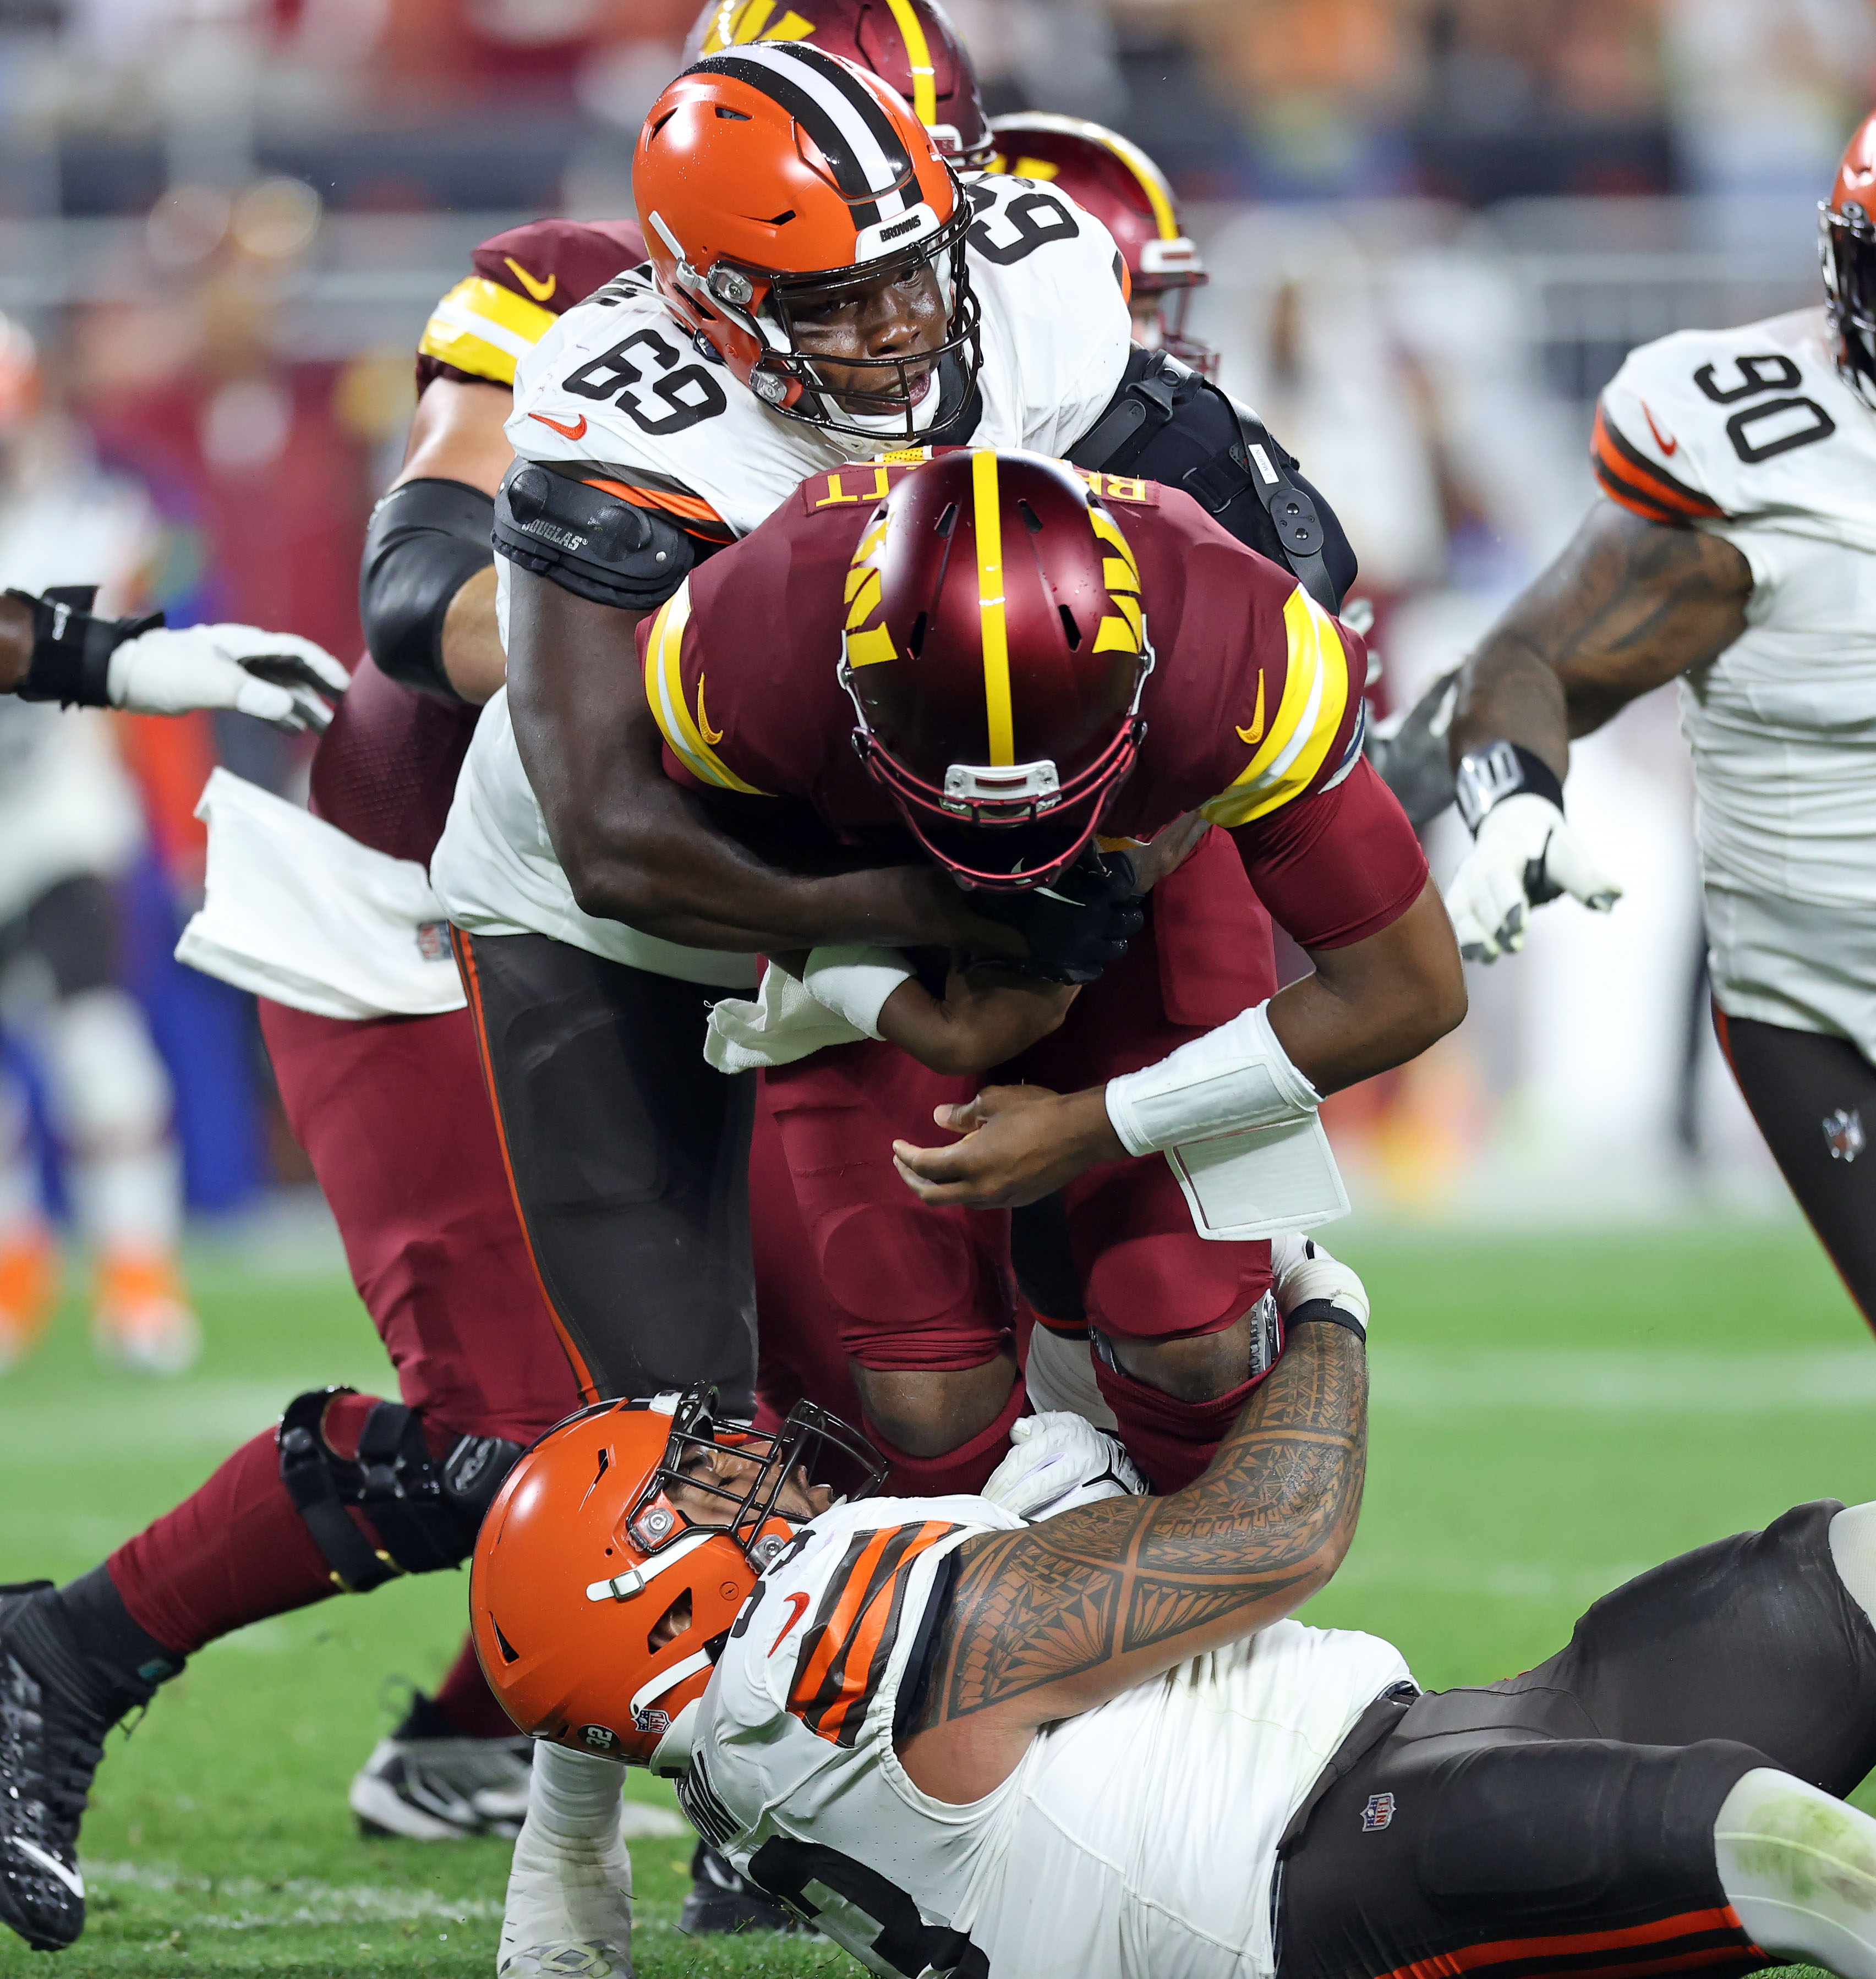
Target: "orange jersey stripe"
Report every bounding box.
[813,1520,955,1744]
[582,476,734,541]
[1591,409,1725,522]
[790,1525,900,1710]
[1379,1906,1748,1979]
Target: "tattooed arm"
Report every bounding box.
[897,1321,1367,1803]
[1450,502,1751,774]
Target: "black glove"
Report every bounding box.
[9,586,162,708]
[965,846,1145,985]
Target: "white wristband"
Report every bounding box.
[1104,1000,1320,1157]
[802,945,917,1040]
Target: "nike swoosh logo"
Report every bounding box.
[697,674,723,746]
[1235,672,1267,747]
[1642,403,1678,456]
[769,1591,810,1656]
[505,257,557,304]
[14,1837,84,1899]
[530,412,587,441]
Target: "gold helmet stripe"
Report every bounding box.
[989,112,1182,243]
[883,0,939,130]
[971,449,1015,766]
[701,0,817,51]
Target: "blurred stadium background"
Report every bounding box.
[2,3,1874,1972]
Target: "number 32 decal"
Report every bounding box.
[1693,352,1836,464]
[562,327,728,436]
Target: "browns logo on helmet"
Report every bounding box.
[636,43,981,444]
[989,112,1215,376]
[684,0,994,169]
[1824,108,1876,405]
[839,449,1153,892]
[471,1388,883,1770]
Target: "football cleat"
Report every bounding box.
[91,1252,201,1377]
[349,1691,533,1840]
[496,1758,633,1978]
[0,1229,58,1374]
[0,1581,155,1951]
[679,1841,801,1937]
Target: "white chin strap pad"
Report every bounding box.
[1105,1000,1319,1155]
[1106,1001,1348,1243]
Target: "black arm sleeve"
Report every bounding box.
[1069,349,1358,610]
[491,461,696,612]
[358,478,496,704]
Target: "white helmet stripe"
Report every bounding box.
[724,43,917,216]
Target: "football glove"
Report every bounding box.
[1270,1231,1370,1337]
[980,1412,1147,1522]
[963,846,1144,985]
[1442,793,1621,963]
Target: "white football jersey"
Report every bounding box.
[504,177,1130,535]
[685,1497,1412,1979]
[1596,306,1876,911]
[438,177,1131,971]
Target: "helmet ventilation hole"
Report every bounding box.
[492,1619,521,1665]
[1058,606,1082,649]
[714,105,751,120]
[649,109,679,139]
[1018,501,1043,534]
[765,211,796,225]
[909,611,929,655]
[934,502,958,537]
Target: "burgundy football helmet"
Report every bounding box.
[839,450,1154,891]
[683,0,994,168]
[988,112,1214,375]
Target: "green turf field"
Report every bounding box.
[1,1216,1870,1979]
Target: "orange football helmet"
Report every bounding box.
[840,449,1153,891]
[683,0,993,168]
[471,1388,883,1771]
[989,112,1214,376]
[1824,108,1876,404]
[635,43,980,442]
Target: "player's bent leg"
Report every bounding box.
[500,1745,633,1978]
[453,930,758,1412]
[850,1359,1027,1496]
[1280,1720,1772,1979]
[1716,1768,1876,1979]
[1713,1010,1876,1328]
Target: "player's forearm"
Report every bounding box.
[1450,630,1570,779]
[0,593,31,692]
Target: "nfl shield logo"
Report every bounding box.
[1361,1792,1395,1832]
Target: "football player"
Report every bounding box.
[442,445,1460,1492]
[474,1269,1876,1979]
[987,111,1217,375]
[1437,109,1876,1329]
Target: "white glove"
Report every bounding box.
[981,1412,1147,1521]
[107,623,350,733]
[1270,1232,1370,1336]
[1442,792,1621,963]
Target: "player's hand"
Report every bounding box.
[980,1412,1147,1522]
[892,1083,1123,1210]
[107,624,350,733]
[1270,1232,1370,1335]
[960,846,1145,985]
[1442,793,1621,963]
[876,965,1079,1076]
[1124,810,1209,891]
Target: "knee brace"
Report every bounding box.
[276,1388,522,1593]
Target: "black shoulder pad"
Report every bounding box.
[493,462,694,611]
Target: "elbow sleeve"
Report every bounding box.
[491,460,695,611]
[358,477,496,703]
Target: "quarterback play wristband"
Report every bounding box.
[1104,1000,1320,1157]
[802,945,917,1040]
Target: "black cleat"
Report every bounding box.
[0,1581,160,1951]
[349,1691,533,1840]
[679,1841,802,1936]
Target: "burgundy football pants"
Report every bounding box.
[103,1000,578,1733]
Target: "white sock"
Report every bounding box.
[1831,1504,1876,1633]
[1715,1767,1876,1978]
[499,1744,634,1978]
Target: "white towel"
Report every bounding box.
[176,768,468,1021]
[704,963,869,1073]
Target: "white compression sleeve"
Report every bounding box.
[1831,1503,1876,1633]
[802,945,917,1040]
[500,1745,633,1975]
[1715,1767,1876,1979]
[1104,999,1320,1157]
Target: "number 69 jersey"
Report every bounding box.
[682,1497,1411,1979]
[1593,305,1876,910]
[503,176,1131,547]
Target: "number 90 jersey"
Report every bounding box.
[503,176,1131,548]
[1593,306,1876,908]
[683,1496,1412,1979]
